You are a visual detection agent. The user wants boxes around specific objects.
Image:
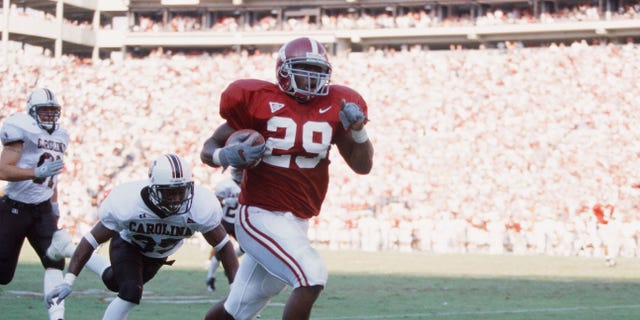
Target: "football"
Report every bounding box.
[225,129,266,169]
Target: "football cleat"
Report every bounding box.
[46,229,74,261]
[206,277,216,292]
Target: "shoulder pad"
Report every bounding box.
[1,113,38,144]
[4,113,40,133]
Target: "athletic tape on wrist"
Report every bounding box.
[212,149,222,166]
[84,232,99,250]
[213,234,230,252]
[351,128,369,143]
[64,273,77,286]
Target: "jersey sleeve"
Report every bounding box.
[220,80,251,129]
[98,196,124,232]
[0,122,24,145]
[333,85,369,117]
[219,79,273,130]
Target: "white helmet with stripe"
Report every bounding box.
[148,153,194,217]
[26,87,61,132]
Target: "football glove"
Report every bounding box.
[339,99,366,130]
[45,282,73,307]
[218,135,266,168]
[34,159,64,179]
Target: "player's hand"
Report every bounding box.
[34,159,64,179]
[218,135,266,168]
[45,282,73,307]
[339,99,366,130]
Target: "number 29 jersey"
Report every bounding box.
[98,180,222,258]
[219,79,368,219]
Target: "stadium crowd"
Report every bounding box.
[4,2,640,32]
[130,3,640,32]
[1,38,639,263]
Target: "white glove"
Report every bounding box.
[34,159,64,179]
[339,99,366,130]
[218,136,266,168]
[45,274,75,307]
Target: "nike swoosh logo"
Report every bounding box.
[319,106,332,114]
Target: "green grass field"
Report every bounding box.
[2,242,640,320]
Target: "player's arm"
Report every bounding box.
[0,141,34,180]
[200,122,236,168]
[67,222,115,277]
[0,141,64,181]
[46,222,115,306]
[335,100,374,174]
[200,122,265,169]
[203,225,238,284]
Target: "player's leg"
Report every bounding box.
[46,228,111,277]
[205,254,287,320]
[101,234,146,318]
[206,249,220,292]
[0,198,30,285]
[236,206,328,320]
[27,205,66,320]
[46,228,75,260]
[283,285,324,320]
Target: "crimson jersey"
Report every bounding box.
[220,79,367,219]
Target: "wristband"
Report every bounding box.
[351,128,369,144]
[84,232,100,250]
[213,234,230,252]
[64,273,76,286]
[212,149,222,166]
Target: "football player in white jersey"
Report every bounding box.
[0,88,71,320]
[45,154,239,319]
[206,167,245,292]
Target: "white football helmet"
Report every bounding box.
[26,87,61,132]
[148,154,194,217]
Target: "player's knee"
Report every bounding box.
[42,255,64,270]
[118,280,143,304]
[101,267,119,292]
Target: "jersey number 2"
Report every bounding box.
[262,116,332,169]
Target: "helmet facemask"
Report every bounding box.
[147,154,195,218]
[279,59,331,103]
[149,182,194,218]
[30,106,61,133]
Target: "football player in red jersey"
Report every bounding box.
[201,37,374,320]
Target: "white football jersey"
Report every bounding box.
[99,180,222,258]
[0,113,69,204]
[215,178,241,224]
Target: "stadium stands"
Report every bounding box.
[1,0,639,58]
[1,0,639,261]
